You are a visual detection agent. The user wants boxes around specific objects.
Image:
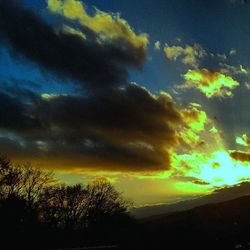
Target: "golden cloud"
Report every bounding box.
[164,44,206,67]
[183,68,239,98]
[47,0,148,51]
[179,103,207,145]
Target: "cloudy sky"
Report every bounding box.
[0,0,250,205]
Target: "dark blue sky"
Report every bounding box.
[2,0,250,93]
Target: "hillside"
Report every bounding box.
[134,195,250,249]
[132,182,250,218]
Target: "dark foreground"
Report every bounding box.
[2,195,250,250]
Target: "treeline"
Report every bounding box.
[0,156,136,250]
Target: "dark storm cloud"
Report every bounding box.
[0,0,147,90]
[36,84,181,170]
[40,84,180,145]
[0,91,40,131]
[0,84,182,171]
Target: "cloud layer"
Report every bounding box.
[0,0,148,91]
[0,82,187,171]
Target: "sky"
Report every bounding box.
[0,0,250,206]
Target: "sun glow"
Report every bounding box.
[173,151,250,188]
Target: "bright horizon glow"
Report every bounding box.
[173,151,250,190]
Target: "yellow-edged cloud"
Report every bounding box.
[164,44,206,67]
[240,65,248,74]
[183,68,239,98]
[220,63,248,76]
[181,104,207,132]
[41,93,67,100]
[179,103,207,145]
[62,25,86,39]
[164,45,183,60]
[47,0,148,50]
[154,40,161,50]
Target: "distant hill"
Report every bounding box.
[133,195,250,249]
[132,182,250,218]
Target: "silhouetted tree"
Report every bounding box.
[85,178,131,226]
[84,178,133,245]
[0,156,22,198]
[39,184,89,229]
[19,163,54,206]
[0,157,134,248]
[0,156,54,206]
[39,179,131,230]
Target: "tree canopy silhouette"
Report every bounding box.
[0,156,54,205]
[0,156,133,249]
